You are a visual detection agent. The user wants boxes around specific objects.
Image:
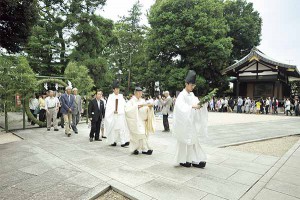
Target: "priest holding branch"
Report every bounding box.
[173,70,209,168]
[105,80,130,147]
[125,86,155,155]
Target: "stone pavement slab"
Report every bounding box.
[136,178,207,200]
[0,113,299,199]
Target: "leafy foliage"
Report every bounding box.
[224,0,262,63]
[64,62,95,96]
[0,0,39,53]
[148,0,233,95]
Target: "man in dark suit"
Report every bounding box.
[88,90,105,142]
[60,86,75,137]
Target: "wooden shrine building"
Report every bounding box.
[222,48,299,99]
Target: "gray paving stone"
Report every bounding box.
[266,179,300,198]
[0,170,35,190]
[186,174,249,200]
[279,165,300,177]
[220,159,270,175]
[240,181,266,200]
[214,149,259,162]
[144,163,202,183]
[136,178,207,200]
[0,186,34,200]
[0,159,36,176]
[14,176,62,194]
[284,156,300,169]
[112,155,161,170]
[28,182,89,200]
[201,194,227,200]
[272,171,300,186]
[108,180,153,200]
[228,170,262,186]
[18,162,54,175]
[65,172,104,188]
[102,165,157,188]
[252,155,279,166]
[254,188,299,200]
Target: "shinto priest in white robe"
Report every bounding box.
[104,93,129,145]
[172,88,208,164]
[125,96,155,153]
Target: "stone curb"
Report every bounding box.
[76,182,110,200]
[240,139,300,200]
[107,180,153,200]
[218,133,300,148]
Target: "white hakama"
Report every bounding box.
[172,89,208,164]
[104,93,129,145]
[125,96,155,152]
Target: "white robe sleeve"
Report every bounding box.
[173,92,208,145]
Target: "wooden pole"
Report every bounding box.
[22,98,25,130]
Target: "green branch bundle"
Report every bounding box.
[198,88,218,108]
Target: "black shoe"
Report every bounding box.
[61,125,64,128]
[121,143,127,147]
[142,150,153,155]
[95,139,102,141]
[110,142,117,146]
[75,132,78,134]
[47,128,50,131]
[89,138,93,142]
[162,130,170,132]
[102,136,107,139]
[192,161,206,168]
[180,162,192,168]
[133,150,139,155]
[54,129,59,131]
[125,142,130,146]
[67,133,71,137]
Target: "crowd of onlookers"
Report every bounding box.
[208,96,300,116]
[28,89,300,131]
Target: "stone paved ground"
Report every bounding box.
[0,112,299,200]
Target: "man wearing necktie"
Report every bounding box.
[60,86,75,137]
[88,90,105,142]
[71,88,82,134]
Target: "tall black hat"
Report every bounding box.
[112,80,120,89]
[185,70,196,84]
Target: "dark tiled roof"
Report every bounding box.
[222,47,299,77]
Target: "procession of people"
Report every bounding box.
[28,70,209,169]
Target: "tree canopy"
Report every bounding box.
[0,0,39,53]
[224,0,262,63]
[148,0,233,95]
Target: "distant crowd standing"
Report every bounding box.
[208,96,300,116]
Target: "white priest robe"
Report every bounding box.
[125,96,155,152]
[173,89,208,164]
[104,93,129,145]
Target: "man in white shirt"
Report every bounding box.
[29,94,39,125]
[45,90,60,131]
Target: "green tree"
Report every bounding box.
[25,0,70,75]
[69,0,115,93]
[224,0,262,63]
[64,62,94,96]
[148,0,233,95]
[0,0,39,53]
[106,1,151,94]
[0,56,37,131]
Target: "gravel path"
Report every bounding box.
[96,190,130,200]
[227,135,300,157]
